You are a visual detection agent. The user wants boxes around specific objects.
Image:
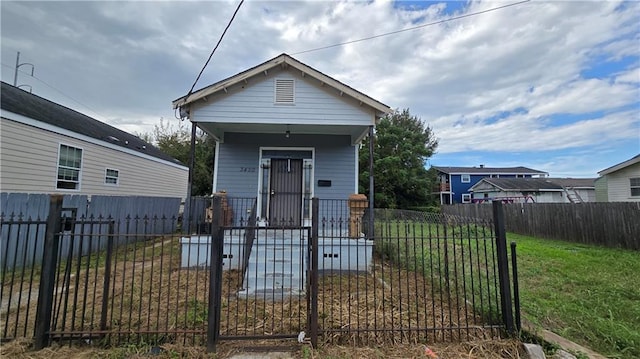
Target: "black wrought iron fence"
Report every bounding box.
[0,214,47,341]
[311,200,509,345]
[0,195,518,352]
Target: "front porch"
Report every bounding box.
[180,197,373,300]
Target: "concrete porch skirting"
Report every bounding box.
[179,231,373,272]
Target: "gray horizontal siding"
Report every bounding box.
[216,142,260,197]
[191,70,374,126]
[1,119,188,198]
[216,133,356,201]
[314,144,356,200]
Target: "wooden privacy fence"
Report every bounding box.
[0,193,182,269]
[442,202,640,250]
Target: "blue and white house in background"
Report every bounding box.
[431,165,548,204]
[172,54,391,298]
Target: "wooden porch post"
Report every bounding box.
[368,125,374,238]
[184,121,197,233]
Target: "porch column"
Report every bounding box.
[368,125,374,239]
[184,121,197,233]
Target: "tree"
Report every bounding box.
[359,109,439,209]
[144,119,215,196]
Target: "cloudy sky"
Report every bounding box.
[1,0,638,177]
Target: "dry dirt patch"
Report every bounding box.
[1,338,525,358]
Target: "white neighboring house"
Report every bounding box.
[0,82,188,198]
[543,178,596,203]
[469,177,596,203]
[595,154,640,202]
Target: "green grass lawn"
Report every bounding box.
[509,233,640,359]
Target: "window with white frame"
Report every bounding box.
[105,168,119,185]
[462,193,471,203]
[631,178,640,197]
[57,144,83,190]
[461,174,471,183]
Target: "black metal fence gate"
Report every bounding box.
[1,195,519,352]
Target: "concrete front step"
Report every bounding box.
[242,275,304,291]
[243,235,307,299]
[237,286,305,300]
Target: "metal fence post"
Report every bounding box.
[492,201,515,334]
[100,220,115,333]
[34,195,64,349]
[207,196,224,352]
[511,241,522,333]
[309,197,319,348]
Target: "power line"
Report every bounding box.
[185,0,245,101]
[1,62,106,121]
[291,0,531,55]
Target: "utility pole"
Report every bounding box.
[13,51,35,90]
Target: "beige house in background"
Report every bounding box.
[595,154,640,202]
[0,81,188,198]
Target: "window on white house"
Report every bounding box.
[516,174,525,178]
[631,178,640,197]
[105,168,119,185]
[490,174,500,178]
[461,174,471,183]
[274,78,295,104]
[57,144,82,190]
[462,194,471,203]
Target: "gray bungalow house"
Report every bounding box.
[173,54,391,226]
[173,54,390,297]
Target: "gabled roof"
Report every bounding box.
[1,81,183,165]
[548,177,596,189]
[598,154,640,176]
[470,178,563,192]
[172,53,392,117]
[432,165,547,175]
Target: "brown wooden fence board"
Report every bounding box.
[442,203,640,250]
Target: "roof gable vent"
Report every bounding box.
[275,78,295,104]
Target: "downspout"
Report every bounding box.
[368,125,374,239]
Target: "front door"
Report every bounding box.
[269,159,303,226]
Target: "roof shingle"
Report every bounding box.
[1,82,182,165]
[432,166,547,175]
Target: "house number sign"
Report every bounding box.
[240,167,256,172]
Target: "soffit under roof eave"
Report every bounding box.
[598,155,640,176]
[196,122,368,145]
[196,123,223,143]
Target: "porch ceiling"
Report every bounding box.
[197,122,369,144]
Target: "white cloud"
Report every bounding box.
[616,67,640,84]
[1,0,638,177]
